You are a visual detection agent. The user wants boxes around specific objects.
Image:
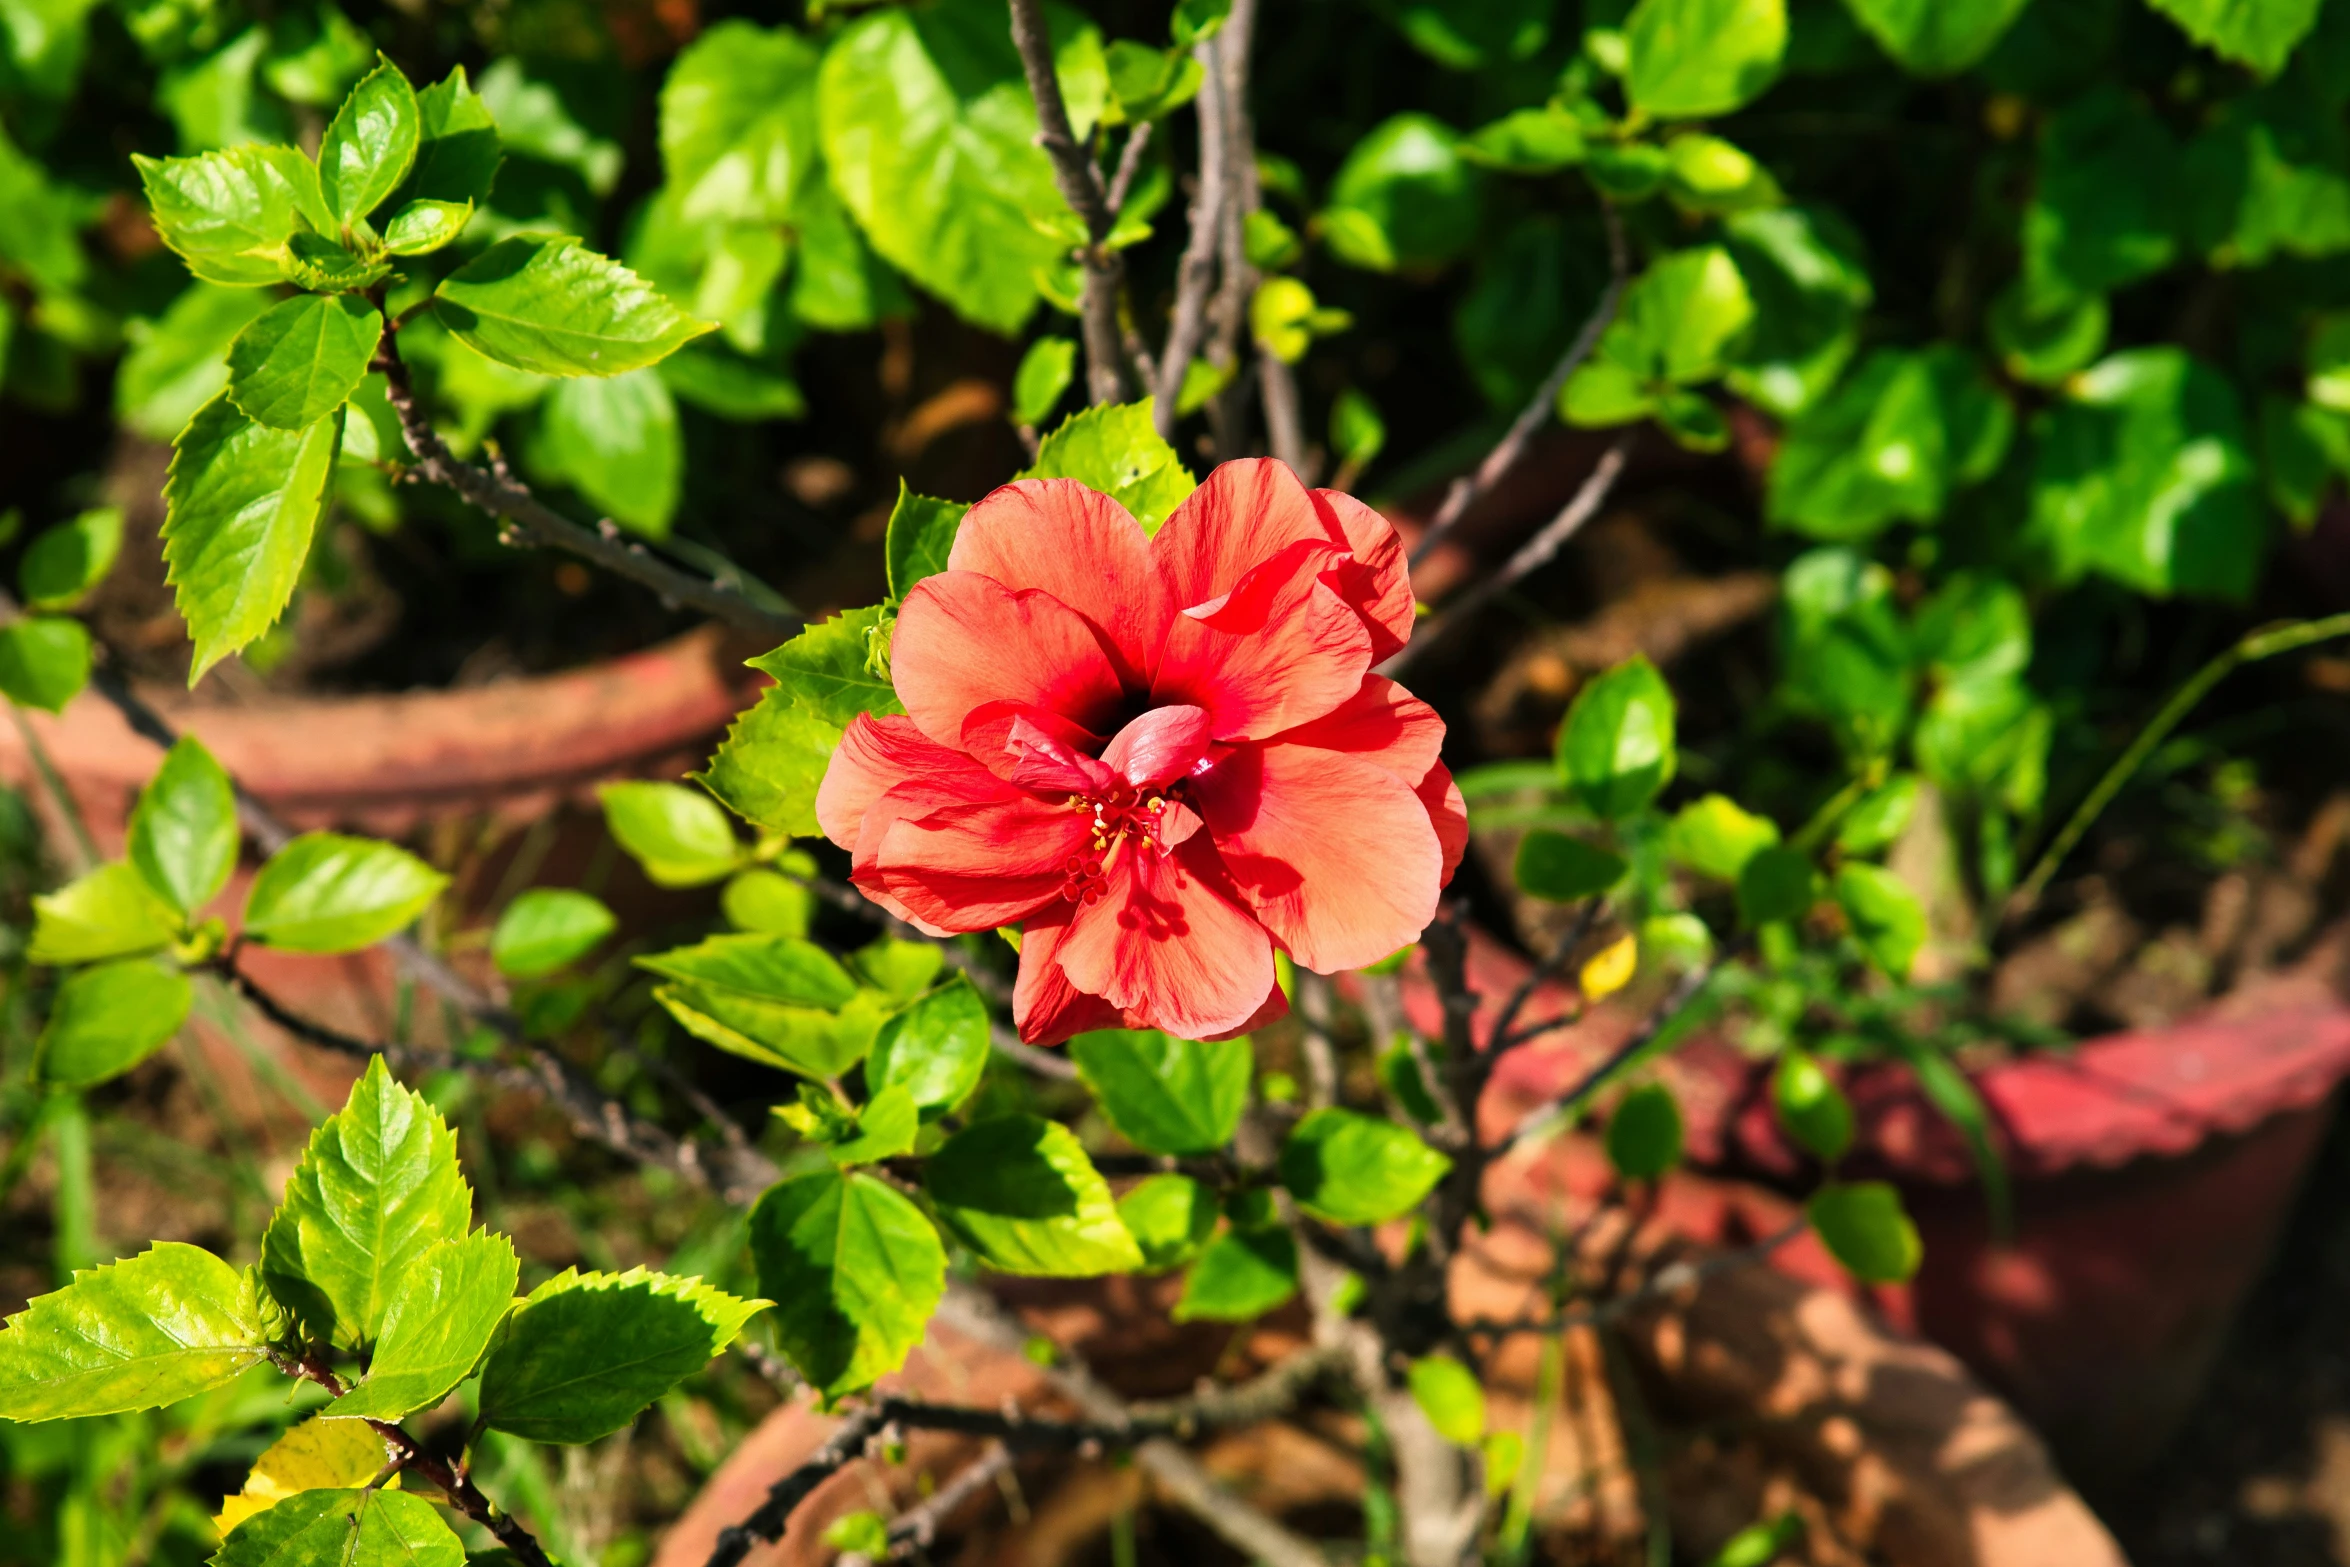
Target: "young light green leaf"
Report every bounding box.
[162,392,341,683]
[215,1487,462,1567]
[748,603,904,727]
[698,689,843,838]
[1172,1225,1298,1322]
[1018,401,1197,533]
[849,937,943,999]
[749,1169,944,1398]
[1012,337,1077,428]
[814,1084,914,1166]
[1408,1354,1486,1445]
[2144,0,2321,74]
[1604,1083,1684,1179]
[244,832,447,953]
[476,1266,767,1443]
[1665,794,1781,881]
[1331,388,1387,472]
[0,1242,267,1421]
[491,887,617,978]
[282,230,391,292]
[261,1056,474,1347]
[1321,114,1482,273]
[661,20,821,224]
[382,198,471,255]
[1557,654,1677,820]
[29,862,183,965]
[134,145,329,287]
[327,1230,519,1420]
[1773,1049,1854,1162]
[1513,830,1628,903]
[1623,0,1786,119]
[1119,1174,1218,1272]
[1070,1029,1251,1156]
[723,867,814,936]
[396,67,503,208]
[885,483,967,602]
[1835,774,1920,856]
[866,974,990,1118]
[532,368,682,537]
[37,960,193,1090]
[642,933,885,1079]
[1833,861,1926,977]
[1278,1108,1450,1226]
[434,236,715,377]
[925,1115,1144,1276]
[21,508,123,610]
[127,736,238,917]
[226,293,382,431]
[318,56,419,223]
[601,780,743,886]
[0,616,90,713]
[1807,1181,1921,1283]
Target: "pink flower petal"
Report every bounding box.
[950,478,1170,684]
[1053,836,1275,1040]
[893,572,1128,748]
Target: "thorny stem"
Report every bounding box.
[1007,0,1131,406]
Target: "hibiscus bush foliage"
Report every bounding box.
[1,0,2347,1561]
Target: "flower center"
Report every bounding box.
[1060,783,1186,903]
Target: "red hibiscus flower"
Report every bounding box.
[817,459,1467,1045]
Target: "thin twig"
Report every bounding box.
[1209,0,1304,472]
[1105,120,1154,216]
[1007,0,1130,406]
[1382,435,1633,681]
[1458,1219,1809,1338]
[705,1404,895,1567]
[1407,208,1629,569]
[1496,961,1716,1154]
[1152,39,1227,441]
[884,1442,1012,1558]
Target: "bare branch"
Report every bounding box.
[371,337,801,644]
[704,1404,894,1567]
[1152,40,1228,441]
[883,1442,1012,1558]
[1007,0,1131,406]
[1408,206,1629,569]
[1105,120,1155,215]
[1207,0,1306,472]
[1458,1219,1809,1338]
[1495,960,1716,1155]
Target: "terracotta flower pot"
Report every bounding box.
[1413,925,2350,1486]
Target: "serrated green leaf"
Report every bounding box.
[1278,1108,1449,1226]
[215,1487,463,1567]
[396,67,503,209]
[1806,1181,1921,1283]
[884,484,966,603]
[477,1266,766,1443]
[1513,830,1628,902]
[1119,1174,1218,1272]
[926,1115,1143,1276]
[1722,205,1871,419]
[600,780,743,886]
[1564,247,1754,429]
[1605,1083,1684,1178]
[30,861,182,965]
[226,293,382,431]
[0,1242,267,1421]
[748,603,904,728]
[1832,861,1926,976]
[328,1230,519,1420]
[642,933,884,1079]
[848,937,943,999]
[37,960,192,1090]
[1557,655,1677,820]
[2144,0,2321,74]
[1172,1225,1298,1322]
[434,236,714,377]
[827,1083,920,1165]
[162,392,340,683]
[244,832,447,953]
[128,736,238,917]
[318,56,419,223]
[135,145,329,288]
[1773,1049,1853,1162]
[383,198,472,255]
[1070,1029,1250,1156]
[21,508,123,610]
[662,20,820,225]
[282,230,391,292]
[699,689,842,838]
[1623,0,1786,118]
[866,974,989,1117]
[491,888,616,978]
[1408,1354,1486,1445]
[1018,402,1196,533]
[0,616,90,713]
[749,1169,943,1397]
[261,1057,474,1348]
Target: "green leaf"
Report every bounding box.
[434,236,714,378]
[2025,348,2263,601]
[2022,88,2181,308]
[1835,774,1920,856]
[815,0,1083,333]
[1623,0,1787,119]
[477,1266,766,1443]
[281,231,391,292]
[1704,1514,1807,1567]
[1604,1083,1684,1179]
[0,1242,267,1421]
[328,1230,519,1420]
[641,933,883,1079]
[660,342,809,422]
[2144,0,2322,73]
[161,392,341,683]
[925,1115,1143,1276]
[264,7,377,109]
[397,67,503,209]
[885,483,967,603]
[849,937,944,999]
[1119,1174,1218,1272]
[1172,1225,1298,1322]
[1512,830,1628,903]
[530,368,682,538]
[261,1056,474,1347]
[1173,0,1232,45]
[1557,654,1677,820]
[828,1084,921,1165]
[1765,346,2012,540]
[117,284,277,443]
[600,780,743,886]
[1563,247,1754,428]
[1773,1048,1853,1162]
[1330,389,1387,471]
[37,960,192,1090]
[1461,107,1587,172]
[753,606,905,729]
[1279,1108,1449,1226]
[749,1169,944,1397]
[1832,861,1926,976]
[1320,113,1482,272]
[1987,283,2108,386]
[1105,39,1203,123]
[215,1488,463,1567]
[225,293,382,432]
[127,736,238,918]
[318,56,419,223]
[21,508,123,610]
[382,198,472,255]
[1842,0,2032,73]
[29,862,182,965]
[1012,336,1077,429]
[724,867,815,936]
[699,693,843,840]
[1736,844,1818,926]
[1806,1182,1921,1283]
[244,832,447,953]
[1722,205,1871,418]
[2183,73,2350,266]
[1664,794,1781,880]
[0,616,90,713]
[491,888,616,978]
[1662,133,1782,215]
[1407,1354,1486,1445]
[866,974,990,1118]
[1070,1029,1251,1156]
[135,145,328,288]
[1019,402,1197,534]
[662,20,820,225]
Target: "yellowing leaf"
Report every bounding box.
[1579,934,1639,1002]
[214,1413,398,1537]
